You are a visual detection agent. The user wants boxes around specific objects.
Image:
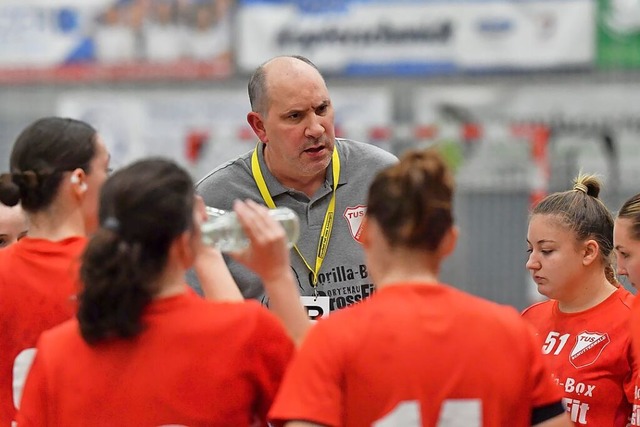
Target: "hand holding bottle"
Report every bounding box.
[231,199,310,345]
[229,199,292,283]
[202,204,299,253]
[192,195,243,302]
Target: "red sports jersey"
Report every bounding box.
[629,295,640,426]
[17,292,294,427]
[0,236,85,426]
[522,286,636,426]
[269,283,563,427]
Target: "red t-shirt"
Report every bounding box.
[628,295,640,425]
[0,236,86,426]
[17,292,294,427]
[522,286,636,426]
[269,283,563,427]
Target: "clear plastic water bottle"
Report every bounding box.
[202,206,300,252]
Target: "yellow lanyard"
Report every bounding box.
[251,144,340,292]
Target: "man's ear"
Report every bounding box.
[247,112,268,143]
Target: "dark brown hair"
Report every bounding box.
[78,158,194,344]
[366,147,454,251]
[0,117,96,212]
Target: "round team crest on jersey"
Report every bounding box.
[344,205,366,243]
[570,331,610,369]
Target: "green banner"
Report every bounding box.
[597,0,640,68]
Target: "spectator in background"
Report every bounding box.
[93,0,141,63]
[0,203,28,248]
[142,0,185,62]
[522,174,636,426]
[269,148,571,427]
[183,0,232,61]
[0,117,110,425]
[192,55,397,325]
[17,158,294,426]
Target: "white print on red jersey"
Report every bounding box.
[563,397,590,424]
[632,403,640,426]
[632,387,640,426]
[556,377,596,397]
[631,401,640,426]
[344,205,366,243]
[570,332,611,369]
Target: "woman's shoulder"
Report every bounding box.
[614,286,635,311]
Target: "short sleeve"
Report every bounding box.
[269,319,348,427]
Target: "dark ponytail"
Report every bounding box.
[78,158,194,344]
[0,117,96,212]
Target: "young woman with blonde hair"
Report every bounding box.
[523,174,636,426]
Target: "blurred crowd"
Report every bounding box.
[93,0,233,63]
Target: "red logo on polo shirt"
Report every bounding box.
[344,205,366,243]
[570,332,610,369]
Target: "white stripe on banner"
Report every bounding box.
[237,0,594,74]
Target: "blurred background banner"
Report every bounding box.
[0,0,101,67]
[0,0,233,83]
[597,0,640,68]
[237,0,594,75]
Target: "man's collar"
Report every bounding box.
[257,139,347,198]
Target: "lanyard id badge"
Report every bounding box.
[251,144,340,298]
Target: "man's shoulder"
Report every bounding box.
[336,138,397,165]
[195,152,255,204]
[196,151,253,186]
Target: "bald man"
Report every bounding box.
[192,55,397,317]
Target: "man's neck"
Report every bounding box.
[277,173,326,198]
